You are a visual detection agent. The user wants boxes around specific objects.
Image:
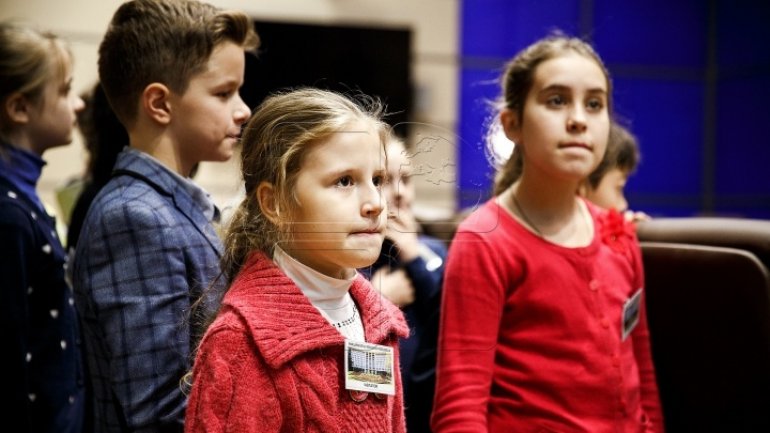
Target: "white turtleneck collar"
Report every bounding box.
[273,245,365,341]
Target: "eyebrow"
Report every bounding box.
[212,78,241,88]
[538,84,607,95]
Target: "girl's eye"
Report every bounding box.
[547,95,566,107]
[373,175,385,188]
[336,176,353,187]
[400,173,411,186]
[586,98,604,111]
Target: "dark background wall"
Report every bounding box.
[458,0,770,218]
[242,20,412,138]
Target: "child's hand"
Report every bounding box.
[372,267,415,308]
[623,209,651,224]
[387,208,420,262]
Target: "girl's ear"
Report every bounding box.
[4,92,31,125]
[256,181,281,225]
[500,108,522,144]
[142,83,171,125]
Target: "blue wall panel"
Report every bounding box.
[461,0,580,58]
[717,0,770,68]
[716,76,770,196]
[612,78,704,196]
[458,0,770,217]
[457,67,501,208]
[593,0,707,67]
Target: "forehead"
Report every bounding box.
[195,41,245,80]
[308,120,384,159]
[48,43,73,82]
[532,52,607,92]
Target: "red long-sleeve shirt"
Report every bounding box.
[432,199,664,433]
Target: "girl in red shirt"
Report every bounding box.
[185,88,408,433]
[432,34,664,433]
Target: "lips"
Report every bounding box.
[226,129,243,140]
[351,227,384,235]
[559,142,592,150]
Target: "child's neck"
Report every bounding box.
[129,123,194,177]
[4,130,42,156]
[503,178,593,247]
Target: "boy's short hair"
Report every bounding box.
[587,122,640,189]
[98,0,259,127]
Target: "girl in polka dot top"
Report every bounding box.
[0,21,86,433]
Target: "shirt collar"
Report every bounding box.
[126,148,220,222]
[272,244,355,308]
[0,144,46,213]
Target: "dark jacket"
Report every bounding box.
[0,172,85,433]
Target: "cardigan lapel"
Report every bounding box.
[224,252,408,369]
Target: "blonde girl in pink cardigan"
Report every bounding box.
[185,88,408,433]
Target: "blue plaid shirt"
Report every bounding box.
[73,148,223,432]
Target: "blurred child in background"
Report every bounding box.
[580,121,648,222]
[66,82,128,250]
[362,135,446,433]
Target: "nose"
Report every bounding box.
[616,197,629,213]
[72,94,86,113]
[567,108,587,134]
[234,94,251,125]
[361,183,385,218]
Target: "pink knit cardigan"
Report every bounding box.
[185,252,409,433]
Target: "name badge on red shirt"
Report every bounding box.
[344,340,395,396]
[622,288,643,341]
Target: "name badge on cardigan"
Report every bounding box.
[622,288,643,341]
[344,340,395,396]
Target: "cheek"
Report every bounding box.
[595,119,611,147]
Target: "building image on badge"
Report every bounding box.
[348,348,393,384]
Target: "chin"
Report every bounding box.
[352,250,381,268]
[212,151,234,162]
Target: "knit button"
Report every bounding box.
[50,309,59,319]
[7,191,17,199]
[26,352,32,362]
[60,340,67,350]
[27,286,33,295]
[28,393,36,402]
[42,244,51,254]
[349,390,369,402]
[69,395,75,404]
[588,280,600,291]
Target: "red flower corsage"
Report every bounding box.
[598,208,636,255]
